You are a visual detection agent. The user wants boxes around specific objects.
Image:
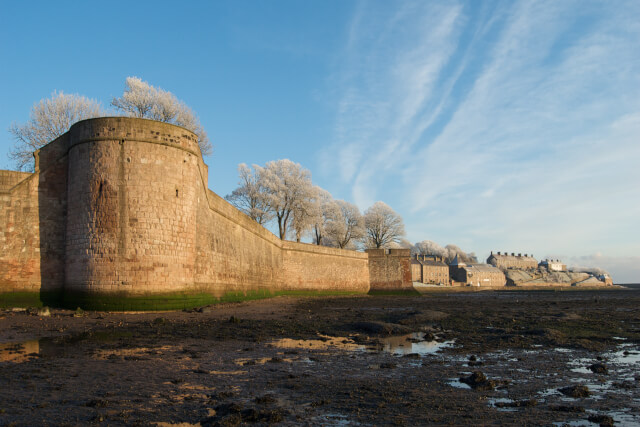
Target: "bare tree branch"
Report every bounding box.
[9,91,103,171]
[111,77,212,156]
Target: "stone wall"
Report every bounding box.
[0,117,372,307]
[451,264,506,287]
[367,249,413,291]
[63,118,201,295]
[0,136,68,296]
[0,172,40,292]
[0,171,32,192]
[281,241,369,292]
[194,188,283,295]
[487,252,538,270]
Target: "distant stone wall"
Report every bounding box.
[367,249,413,291]
[488,252,538,270]
[193,173,369,295]
[0,117,372,307]
[281,241,369,292]
[451,264,506,287]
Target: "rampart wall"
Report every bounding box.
[366,249,413,291]
[0,117,371,308]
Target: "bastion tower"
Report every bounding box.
[1,116,372,310]
[63,117,201,297]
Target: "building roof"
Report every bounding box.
[488,253,537,262]
[463,264,503,273]
[422,260,448,267]
[450,254,464,266]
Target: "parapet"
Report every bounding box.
[366,248,411,257]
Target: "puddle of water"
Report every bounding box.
[271,336,362,352]
[235,356,296,366]
[447,378,472,389]
[538,388,562,398]
[377,333,455,356]
[310,413,352,426]
[0,340,40,363]
[488,397,518,412]
[93,346,173,360]
[570,367,593,374]
[552,421,596,427]
[271,333,454,357]
[605,409,640,425]
[0,338,174,363]
[207,370,247,375]
[607,348,640,365]
[0,338,74,362]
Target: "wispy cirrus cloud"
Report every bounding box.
[321,0,640,280]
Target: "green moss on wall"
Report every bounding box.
[0,289,365,311]
[0,291,64,308]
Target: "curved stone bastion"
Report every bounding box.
[1,117,391,310]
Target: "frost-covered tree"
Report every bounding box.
[111,77,212,156]
[363,201,406,249]
[412,240,477,263]
[288,185,322,242]
[225,163,272,225]
[444,244,477,264]
[312,189,336,245]
[9,91,104,171]
[324,200,365,249]
[413,240,447,257]
[260,159,315,240]
[390,238,413,249]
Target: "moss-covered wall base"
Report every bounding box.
[1,289,362,311]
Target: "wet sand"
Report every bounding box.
[1,288,639,426]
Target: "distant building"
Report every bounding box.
[411,255,450,285]
[539,259,567,272]
[450,255,506,287]
[487,251,538,270]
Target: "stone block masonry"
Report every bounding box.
[366,249,413,291]
[0,117,375,309]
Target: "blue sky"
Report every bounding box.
[1,1,638,281]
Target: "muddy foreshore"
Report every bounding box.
[1,288,639,426]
